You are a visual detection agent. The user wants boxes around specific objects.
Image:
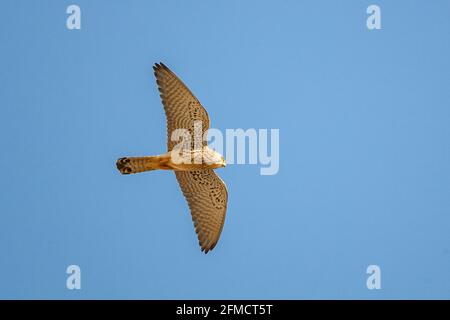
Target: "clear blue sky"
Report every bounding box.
[0,0,449,299]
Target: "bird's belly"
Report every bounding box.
[165,151,222,171]
[167,161,218,171]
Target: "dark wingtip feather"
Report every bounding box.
[160,62,171,72]
[153,62,162,71]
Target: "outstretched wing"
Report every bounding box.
[175,170,228,253]
[153,62,210,151]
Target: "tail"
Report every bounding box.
[116,156,167,174]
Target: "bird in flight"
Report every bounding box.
[116,63,228,254]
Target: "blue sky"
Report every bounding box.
[0,0,449,299]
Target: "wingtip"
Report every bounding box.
[200,241,218,254]
[153,62,171,75]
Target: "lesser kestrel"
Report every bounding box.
[116,63,228,254]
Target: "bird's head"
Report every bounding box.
[221,156,227,168]
[204,147,227,169]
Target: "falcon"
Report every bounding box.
[116,62,228,254]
